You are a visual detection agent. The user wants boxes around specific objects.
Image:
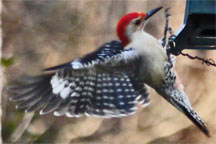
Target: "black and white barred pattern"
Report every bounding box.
[158,54,209,136]
[10,69,149,118]
[163,54,176,86]
[50,68,149,117]
[43,41,124,71]
[9,40,149,118]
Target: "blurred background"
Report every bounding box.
[2,0,216,143]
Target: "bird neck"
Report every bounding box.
[118,32,130,47]
[126,31,167,58]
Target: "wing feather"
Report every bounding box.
[9,40,150,118]
[43,40,124,71]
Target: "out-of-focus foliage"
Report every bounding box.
[2,0,216,143]
[1,57,15,67]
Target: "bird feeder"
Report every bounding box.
[169,0,216,55]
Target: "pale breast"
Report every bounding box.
[127,31,168,87]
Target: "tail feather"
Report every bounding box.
[156,86,210,137]
[178,102,210,137]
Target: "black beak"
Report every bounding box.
[145,6,163,20]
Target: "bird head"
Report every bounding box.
[117,6,163,46]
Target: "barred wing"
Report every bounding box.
[9,41,150,118]
[43,40,124,71]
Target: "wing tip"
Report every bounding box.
[54,111,62,117]
[42,63,72,71]
[65,112,74,117]
[39,110,46,115]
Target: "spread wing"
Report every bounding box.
[9,40,150,118]
[43,40,125,71]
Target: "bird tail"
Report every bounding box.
[156,86,210,137]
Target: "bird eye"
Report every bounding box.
[135,19,141,25]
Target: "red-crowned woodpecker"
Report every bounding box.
[9,7,209,136]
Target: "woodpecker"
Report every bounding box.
[9,7,209,136]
